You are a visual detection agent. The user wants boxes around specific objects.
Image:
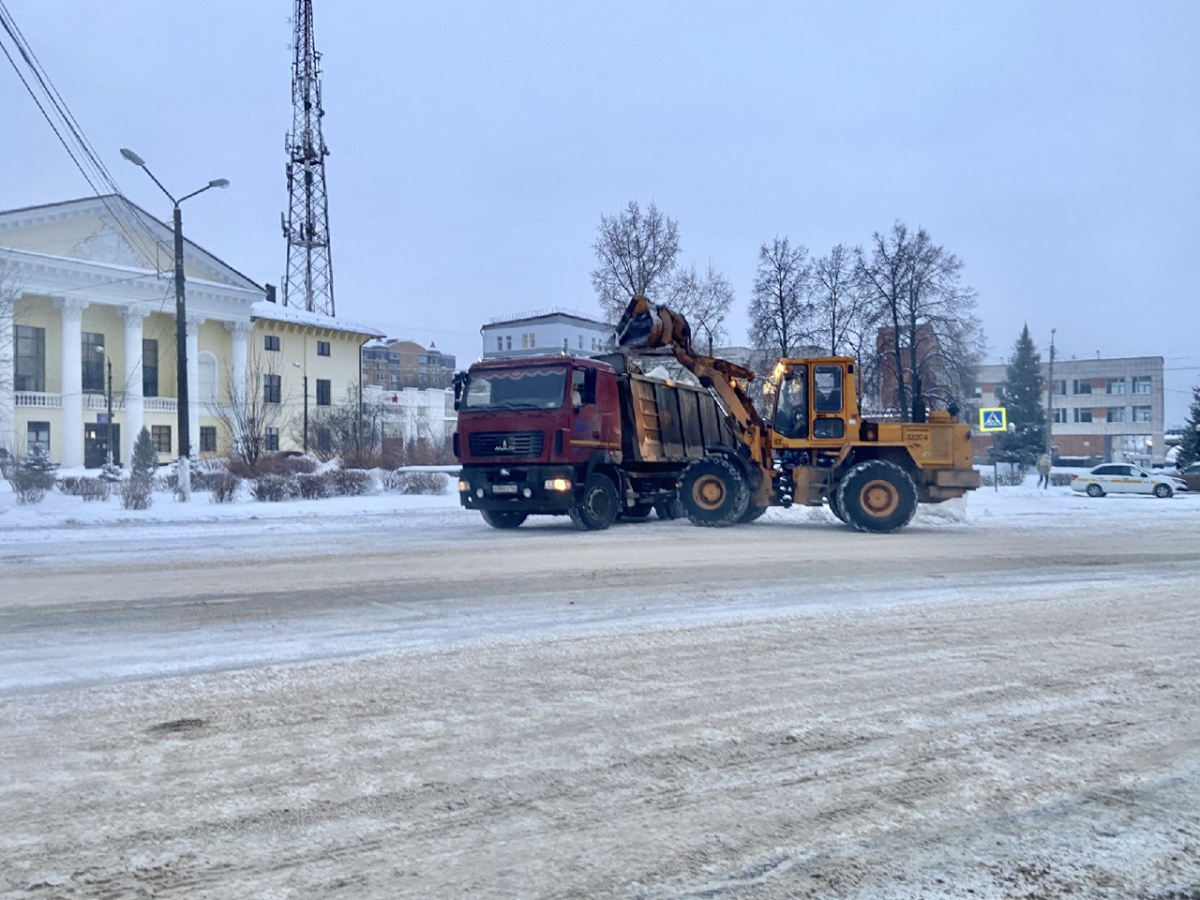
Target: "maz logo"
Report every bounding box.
[494,440,514,453]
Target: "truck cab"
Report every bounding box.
[453,356,623,526]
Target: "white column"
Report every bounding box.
[54,297,88,468]
[121,307,149,466]
[224,320,251,408]
[225,321,253,458]
[185,316,203,458]
[0,290,14,456]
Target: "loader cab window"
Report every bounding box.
[773,365,808,439]
[813,365,844,413]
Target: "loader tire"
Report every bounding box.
[480,510,527,529]
[569,473,619,531]
[826,490,847,523]
[836,460,918,534]
[739,505,768,523]
[679,457,749,527]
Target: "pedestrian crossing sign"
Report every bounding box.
[979,407,1007,432]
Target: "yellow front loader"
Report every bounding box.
[615,296,980,532]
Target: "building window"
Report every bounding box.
[505,335,512,351]
[578,335,583,349]
[143,339,159,397]
[26,421,50,454]
[316,378,331,406]
[496,337,503,351]
[1106,407,1126,423]
[264,334,280,352]
[1072,379,1092,395]
[265,427,279,452]
[200,425,217,452]
[151,425,172,453]
[14,325,46,392]
[1106,378,1126,395]
[1051,379,1066,396]
[1051,408,1067,423]
[317,340,330,357]
[264,374,282,404]
[1132,376,1152,394]
[82,332,105,392]
[1132,405,1152,423]
[316,427,332,454]
[563,338,568,351]
[1074,408,1092,423]
[521,333,529,349]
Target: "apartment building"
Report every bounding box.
[481,308,612,359]
[975,356,1165,465]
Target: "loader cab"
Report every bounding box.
[768,358,860,453]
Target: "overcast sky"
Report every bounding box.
[3,1,1197,424]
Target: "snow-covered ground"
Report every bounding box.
[1,475,1197,899]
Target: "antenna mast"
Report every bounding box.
[282,0,335,315]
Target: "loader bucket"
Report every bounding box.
[615,296,664,350]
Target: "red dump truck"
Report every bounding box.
[453,353,735,529]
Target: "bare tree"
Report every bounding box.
[591,200,681,322]
[811,243,883,406]
[662,262,734,355]
[856,222,984,420]
[748,236,812,359]
[295,382,384,465]
[212,351,287,470]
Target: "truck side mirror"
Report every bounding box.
[452,371,467,411]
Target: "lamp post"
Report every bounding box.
[96,346,114,466]
[1045,327,1056,455]
[120,147,228,499]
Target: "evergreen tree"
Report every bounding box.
[1177,384,1200,467]
[130,427,158,484]
[995,324,1047,468]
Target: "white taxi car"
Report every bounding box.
[1070,463,1185,498]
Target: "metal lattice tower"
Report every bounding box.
[282,0,335,316]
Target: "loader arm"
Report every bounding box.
[615,296,774,478]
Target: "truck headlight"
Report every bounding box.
[544,477,572,492]
[458,479,469,493]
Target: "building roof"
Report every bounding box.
[251,300,384,339]
[484,307,609,329]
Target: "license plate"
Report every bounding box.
[491,484,518,494]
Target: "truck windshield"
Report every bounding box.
[463,367,568,411]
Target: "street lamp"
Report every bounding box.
[120,147,228,499]
[96,345,114,467]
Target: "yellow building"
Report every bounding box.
[0,196,381,467]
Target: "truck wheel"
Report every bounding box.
[480,510,527,529]
[836,460,918,534]
[679,458,749,527]
[827,490,847,523]
[569,473,619,531]
[654,495,684,520]
[739,505,768,523]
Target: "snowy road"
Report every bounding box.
[1,494,1199,897]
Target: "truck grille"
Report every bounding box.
[468,431,544,458]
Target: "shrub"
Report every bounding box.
[79,477,111,502]
[252,474,296,502]
[118,477,153,510]
[57,476,84,496]
[978,468,1026,488]
[8,469,51,504]
[1049,472,1074,488]
[296,472,332,500]
[393,471,447,495]
[330,468,372,496]
[100,461,123,483]
[209,472,241,504]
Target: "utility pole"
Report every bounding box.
[106,357,114,466]
[1046,327,1056,455]
[282,0,336,317]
